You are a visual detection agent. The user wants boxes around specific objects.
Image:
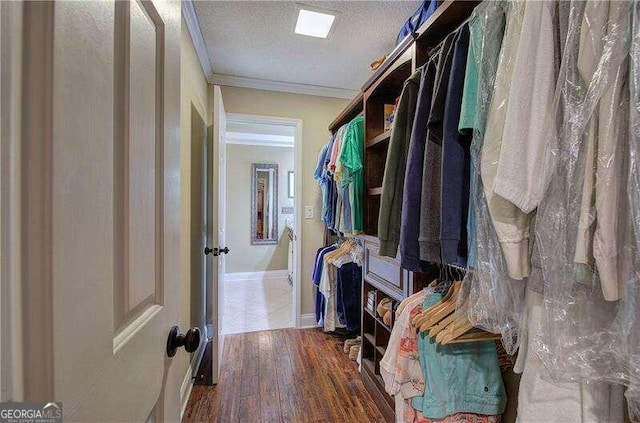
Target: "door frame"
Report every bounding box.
[1,0,26,401]
[10,1,55,400]
[222,112,303,329]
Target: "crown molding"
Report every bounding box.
[182,1,359,99]
[210,73,359,100]
[182,0,214,83]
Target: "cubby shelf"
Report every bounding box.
[364,306,392,333]
[367,130,391,148]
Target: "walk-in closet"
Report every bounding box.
[312,1,640,422]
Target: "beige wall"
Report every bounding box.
[217,86,348,315]
[225,144,294,273]
[179,17,210,383]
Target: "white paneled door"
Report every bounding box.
[208,85,228,382]
[20,1,184,421]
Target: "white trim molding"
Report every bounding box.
[293,119,303,329]
[300,314,320,329]
[219,112,303,329]
[211,74,358,100]
[181,0,214,83]
[224,270,288,282]
[226,132,294,148]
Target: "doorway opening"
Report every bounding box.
[220,113,302,335]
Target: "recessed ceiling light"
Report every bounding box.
[294,8,336,39]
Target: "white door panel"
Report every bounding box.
[21,1,182,421]
[209,85,227,382]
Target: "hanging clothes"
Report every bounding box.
[400,61,436,272]
[412,291,506,419]
[458,0,507,270]
[315,115,364,237]
[439,23,471,267]
[312,244,337,325]
[338,115,365,235]
[479,0,530,281]
[379,70,422,258]
[462,0,527,355]
[313,241,362,333]
[419,32,456,264]
[381,287,504,423]
[514,289,624,423]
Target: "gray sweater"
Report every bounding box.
[378,70,422,257]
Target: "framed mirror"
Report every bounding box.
[251,163,279,245]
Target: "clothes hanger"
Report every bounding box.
[411,278,454,328]
[410,265,451,327]
[428,312,457,338]
[445,331,502,344]
[418,285,460,332]
[436,318,474,344]
[413,281,460,330]
[436,306,501,345]
[325,238,353,264]
[396,283,433,317]
[428,294,469,339]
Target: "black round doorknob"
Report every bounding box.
[166,326,201,357]
[220,247,230,255]
[204,246,214,255]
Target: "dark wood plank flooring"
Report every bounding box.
[182,328,385,423]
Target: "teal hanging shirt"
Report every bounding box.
[412,292,507,418]
[339,115,365,234]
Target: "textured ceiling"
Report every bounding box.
[194,1,421,91]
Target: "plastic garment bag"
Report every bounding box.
[530,0,639,418]
[461,0,527,355]
[629,3,640,417]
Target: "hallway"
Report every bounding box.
[182,329,385,422]
[222,275,292,334]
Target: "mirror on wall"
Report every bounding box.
[251,163,279,245]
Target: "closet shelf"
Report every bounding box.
[364,306,392,333]
[329,92,364,132]
[362,37,414,93]
[363,332,376,348]
[375,345,387,356]
[368,187,383,196]
[414,0,482,48]
[367,130,391,148]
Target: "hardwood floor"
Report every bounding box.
[182,328,386,423]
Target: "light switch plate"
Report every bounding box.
[304,205,314,219]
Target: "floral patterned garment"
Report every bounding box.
[403,404,501,423]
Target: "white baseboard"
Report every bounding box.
[179,340,206,420]
[225,270,288,281]
[300,313,320,329]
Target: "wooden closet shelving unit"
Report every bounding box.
[326,2,481,421]
[328,91,364,132]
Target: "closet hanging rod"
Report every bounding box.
[443,262,467,272]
